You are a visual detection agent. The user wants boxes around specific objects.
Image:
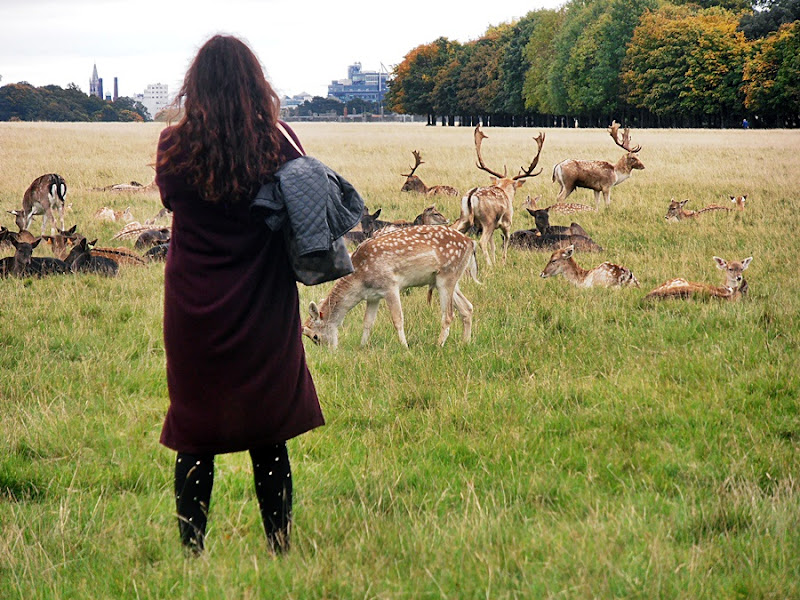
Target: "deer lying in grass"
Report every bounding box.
[452,125,545,266]
[8,173,68,235]
[42,225,147,266]
[645,256,752,301]
[730,195,747,210]
[508,228,603,253]
[552,121,644,207]
[94,206,134,222]
[540,245,639,288]
[522,194,595,215]
[664,199,732,222]
[64,238,119,276]
[0,226,36,249]
[345,206,448,245]
[302,225,478,348]
[401,150,459,197]
[523,206,588,237]
[0,236,69,277]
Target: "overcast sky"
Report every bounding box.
[1,0,564,100]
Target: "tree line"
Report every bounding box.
[385,0,800,128]
[0,82,150,122]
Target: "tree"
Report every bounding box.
[739,0,800,39]
[743,20,800,124]
[522,9,564,115]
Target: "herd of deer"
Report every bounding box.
[302,122,752,348]
[2,122,752,349]
[1,173,171,278]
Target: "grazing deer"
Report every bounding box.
[540,244,639,288]
[400,150,460,197]
[522,194,595,216]
[9,173,68,235]
[452,125,546,266]
[302,225,478,349]
[664,199,731,222]
[64,238,119,276]
[645,256,752,301]
[552,121,644,207]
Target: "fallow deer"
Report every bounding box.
[452,125,546,266]
[552,121,644,207]
[346,206,448,244]
[540,244,639,288]
[508,229,603,253]
[664,199,731,222]
[64,238,119,277]
[93,206,134,222]
[400,150,459,197]
[0,237,69,277]
[645,256,752,301]
[8,173,68,235]
[522,194,595,216]
[730,195,747,210]
[302,225,478,349]
[523,206,587,237]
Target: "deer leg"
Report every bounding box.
[360,299,380,346]
[383,289,408,348]
[435,280,455,347]
[452,285,473,343]
[478,228,494,267]
[603,188,611,206]
[499,222,510,265]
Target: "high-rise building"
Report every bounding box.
[134,83,170,119]
[327,62,389,104]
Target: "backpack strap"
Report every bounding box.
[275,121,305,157]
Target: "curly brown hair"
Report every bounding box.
[156,35,284,204]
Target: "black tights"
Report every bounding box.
[174,443,292,554]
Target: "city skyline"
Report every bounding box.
[0,0,563,100]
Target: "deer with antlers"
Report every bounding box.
[400,150,460,197]
[302,225,478,349]
[452,125,546,266]
[645,256,752,301]
[552,121,644,208]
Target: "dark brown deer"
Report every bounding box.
[508,229,603,253]
[540,244,639,288]
[303,225,478,348]
[0,237,69,277]
[552,121,644,207]
[9,173,68,235]
[400,150,459,197]
[452,125,545,266]
[664,199,731,222]
[645,256,752,301]
[64,238,119,276]
[523,206,587,237]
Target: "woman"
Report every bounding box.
[155,35,324,555]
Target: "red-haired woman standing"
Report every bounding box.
[155,35,324,555]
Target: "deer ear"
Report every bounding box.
[680,199,689,207]
[309,302,320,320]
[563,245,575,258]
[31,237,41,249]
[68,225,77,234]
[741,257,753,270]
[372,209,381,219]
[713,256,727,270]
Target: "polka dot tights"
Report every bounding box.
[174,443,292,555]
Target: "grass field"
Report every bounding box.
[1,121,799,599]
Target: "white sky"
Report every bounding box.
[0,0,564,100]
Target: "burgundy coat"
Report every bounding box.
[156,122,324,454]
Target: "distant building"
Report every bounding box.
[281,93,314,109]
[327,63,388,104]
[134,83,170,119]
[89,64,103,99]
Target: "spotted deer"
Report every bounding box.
[645,256,752,301]
[540,244,639,288]
[452,125,545,266]
[302,225,478,349]
[400,150,460,197]
[522,194,595,215]
[664,199,731,222]
[93,206,134,222]
[8,173,68,235]
[730,195,747,210]
[552,121,644,207]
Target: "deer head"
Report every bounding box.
[474,125,546,194]
[609,120,644,172]
[713,256,752,291]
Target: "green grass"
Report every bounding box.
[1,122,799,599]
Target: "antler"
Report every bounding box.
[513,132,546,181]
[474,125,506,179]
[402,150,424,177]
[608,120,641,153]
